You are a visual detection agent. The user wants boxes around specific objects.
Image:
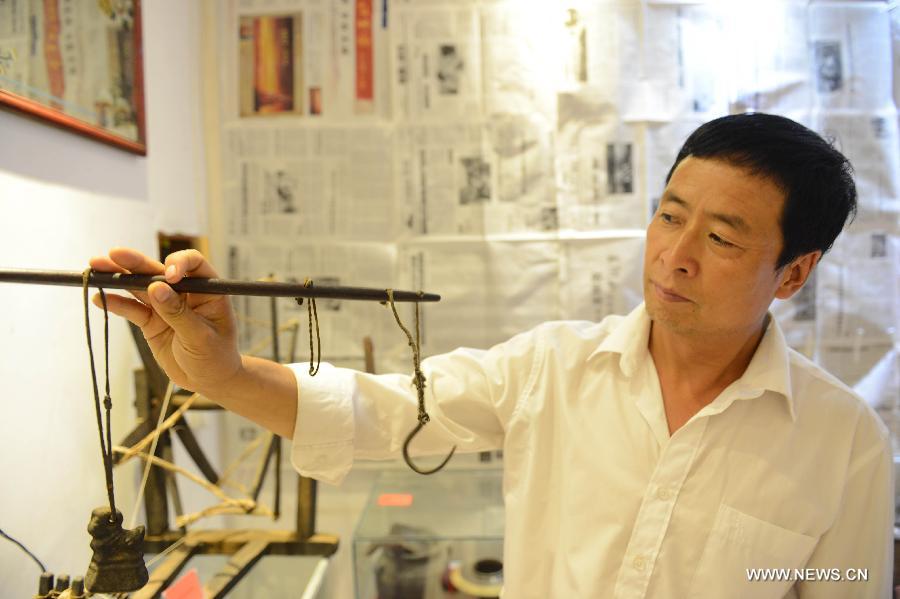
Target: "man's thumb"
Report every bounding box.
[148,282,203,334]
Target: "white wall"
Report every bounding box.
[0,1,205,595]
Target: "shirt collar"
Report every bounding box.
[588,303,651,377]
[589,303,795,421]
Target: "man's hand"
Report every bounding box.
[89,247,242,397]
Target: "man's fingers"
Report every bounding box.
[92,292,153,329]
[108,247,165,275]
[89,255,129,273]
[89,254,152,305]
[164,249,220,283]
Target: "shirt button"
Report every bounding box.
[632,555,647,572]
[656,487,674,501]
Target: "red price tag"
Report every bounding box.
[162,568,203,599]
[377,493,413,507]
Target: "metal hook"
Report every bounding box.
[402,420,456,475]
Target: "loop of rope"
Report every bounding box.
[386,289,456,474]
[296,279,321,376]
[83,268,117,520]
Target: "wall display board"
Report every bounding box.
[206,0,899,441]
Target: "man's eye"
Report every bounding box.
[710,233,735,247]
[660,213,675,223]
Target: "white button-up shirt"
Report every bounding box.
[288,303,893,598]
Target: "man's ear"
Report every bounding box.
[774,251,822,300]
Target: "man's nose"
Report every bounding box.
[660,230,700,277]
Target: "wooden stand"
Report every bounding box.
[118,323,338,599]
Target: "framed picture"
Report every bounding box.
[0,0,146,155]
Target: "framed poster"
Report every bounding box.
[0,0,146,155]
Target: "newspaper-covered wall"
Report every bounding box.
[208,0,899,438]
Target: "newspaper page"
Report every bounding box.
[812,111,900,218]
[390,3,481,122]
[395,123,493,236]
[479,1,561,119]
[643,3,728,121]
[483,114,558,234]
[808,1,894,112]
[582,0,641,110]
[222,0,390,120]
[224,123,397,240]
[559,234,646,322]
[556,92,648,231]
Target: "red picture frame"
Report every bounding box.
[0,0,146,155]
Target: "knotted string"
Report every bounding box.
[386,289,456,474]
[83,268,117,519]
[385,289,428,426]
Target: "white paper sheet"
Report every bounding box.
[815,227,899,408]
[559,234,646,322]
[486,240,560,340]
[556,92,649,230]
[391,4,482,121]
[225,123,396,239]
[812,110,900,218]
[808,1,894,112]
[724,0,811,114]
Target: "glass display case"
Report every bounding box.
[143,553,330,599]
[353,468,505,599]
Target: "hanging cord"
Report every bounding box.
[385,289,455,475]
[295,278,321,376]
[128,380,175,530]
[0,526,46,572]
[83,268,117,519]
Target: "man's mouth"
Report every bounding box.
[651,282,691,303]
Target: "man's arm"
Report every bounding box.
[207,355,298,438]
[796,416,894,598]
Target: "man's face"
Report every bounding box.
[644,156,787,339]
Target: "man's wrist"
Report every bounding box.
[194,355,249,402]
[195,355,299,439]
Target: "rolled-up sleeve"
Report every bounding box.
[287,326,542,485]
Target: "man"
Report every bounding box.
[91,113,892,597]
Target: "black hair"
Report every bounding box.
[665,112,857,270]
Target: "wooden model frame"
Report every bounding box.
[119,315,338,598]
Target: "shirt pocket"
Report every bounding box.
[688,503,818,599]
